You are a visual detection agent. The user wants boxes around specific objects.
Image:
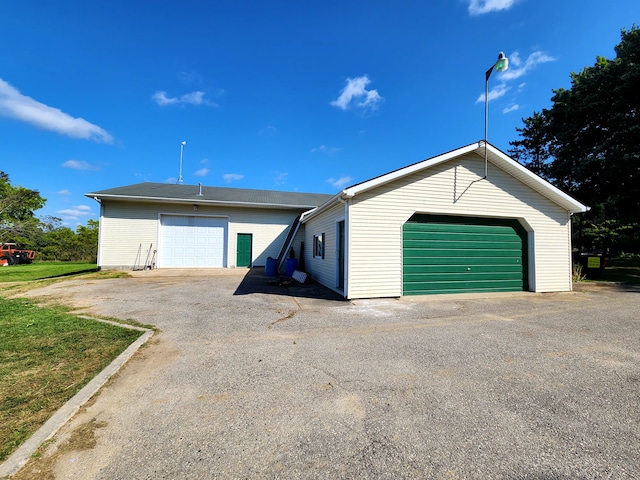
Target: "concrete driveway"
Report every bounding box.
[13,270,640,479]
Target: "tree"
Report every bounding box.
[0,172,46,242]
[510,27,640,252]
[508,111,552,177]
[75,219,99,262]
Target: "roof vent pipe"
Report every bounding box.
[197,183,203,196]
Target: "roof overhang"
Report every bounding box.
[86,193,320,211]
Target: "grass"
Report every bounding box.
[0,262,99,283]
[579,254,640,285]
[0,297,143,462]
[598,254,640,285]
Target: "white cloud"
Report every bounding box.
[180,91,206,105]
[56,205,92,221]
[468,0,518,15]
[259,125,278,137]
[223,173,244,183]
[62,159,100,171]
[152,91,178,106]
[502,104,520,113]
[327,176,353,189]
[499,51,556,81]
[0,78,113,143]
[178,71,204,85]
[194,168,209,177]
[509,51,523,67]
[57,189,72,195]
[311,145,340,154]
[273,172,288,186]
[152,90,217,107]
[476,84,509,103]
[330,75,383,111]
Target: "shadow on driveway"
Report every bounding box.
[233,267,346,302]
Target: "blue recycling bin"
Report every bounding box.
[285,258,298,277]
[265,257,277,276]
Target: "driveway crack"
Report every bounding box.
[268,309,297,329]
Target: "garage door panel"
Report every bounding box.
[403,255,523,266]
[403,215,527,295]
[403,240,522,250]
[405,278,524,289]
[403,231,521,243]
[404,264,522,274]
[404,249,523,259]
[405,283,524,295]
[405,223,518,234]
[160,215,227,268]
[404,271,523,283]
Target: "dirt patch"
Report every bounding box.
[12,418,107,480]
[9,337,178,479]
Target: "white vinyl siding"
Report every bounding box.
[303,204,344,293]
[299,153,573,299]
[98,200,305,269]
[345,153,572,298]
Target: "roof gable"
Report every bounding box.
[302,142,588,223]
[344,142,587,213]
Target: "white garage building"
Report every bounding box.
[87,182,332,270]
[87,143,588,298]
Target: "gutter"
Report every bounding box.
[300,191,354,224]
[84,193,321,211]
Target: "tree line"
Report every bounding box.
[509,27,640,254]
[0,172,98,262]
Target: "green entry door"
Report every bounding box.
[236,233,252,267]
[403,215,528,295]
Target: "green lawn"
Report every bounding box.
[577,254,640,285]
[598,254,640,285]
[0,297,143,462]
[0,262,99,283]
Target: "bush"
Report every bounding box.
[572,262,586,282]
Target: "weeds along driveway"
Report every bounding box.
[16,271,640,479]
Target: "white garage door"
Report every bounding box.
[159,215,227,268]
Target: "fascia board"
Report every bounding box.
[299,192,344,223]
[486,145,589,213]
[84,193,319,210]
[342,143,479,197]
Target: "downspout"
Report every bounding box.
[92,197,103,268]
[337,192,352,299]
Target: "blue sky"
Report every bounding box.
[1,0,637,225]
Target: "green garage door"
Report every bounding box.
[403,214,528,295]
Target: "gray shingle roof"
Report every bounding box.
[86,182,334,209]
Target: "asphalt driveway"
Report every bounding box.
[13,270,640,479]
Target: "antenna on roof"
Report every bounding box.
[177,141,187,184]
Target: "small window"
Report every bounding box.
[313,233,325,259]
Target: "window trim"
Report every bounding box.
[313,233,325,259]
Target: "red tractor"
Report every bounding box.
[0,243,36,266]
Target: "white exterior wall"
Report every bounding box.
[344,154,572,298]
[303,203,345,293]
[98,200,303,269]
